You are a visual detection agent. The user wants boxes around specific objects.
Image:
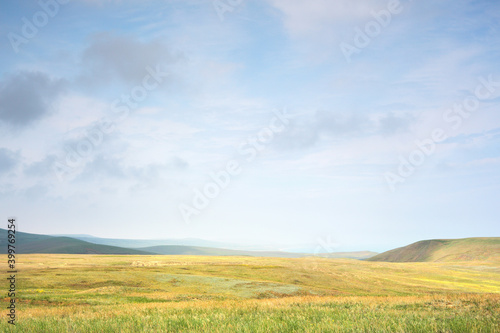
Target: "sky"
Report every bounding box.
[0,0,499,252]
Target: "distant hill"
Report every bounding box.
[316,251,379,260]
[61,235,240,249]
[48,234,378,259]
[0,229,154,255]
[140,246,378,258]
[138,245,309,257]
[367,237,500,262]
[0,228,53,244]
[0,228,377,258]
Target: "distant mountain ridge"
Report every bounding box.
[138,245,304,257]
[367,237,500,262]
[0,229,153,255]
[4,229,497,262]
[57,235,241,249]
[0,229,376,259]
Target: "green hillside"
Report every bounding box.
[0,227,52,245]
[17,237,155,254]
[140,245,308,257]
[0,229,154,255]
[63,236,377,259]
[0,229,375,258]
[61,235,238,249]
[367,237,500,262]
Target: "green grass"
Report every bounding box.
[1,254,499,332]
[368,237,500,262]
[3,295,499,332]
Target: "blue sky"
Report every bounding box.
[0,0,499,252]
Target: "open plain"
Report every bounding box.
[1,254,499,332]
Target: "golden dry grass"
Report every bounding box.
[1,254,499,332]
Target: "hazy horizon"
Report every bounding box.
[1,0,499,254]
[6,226,498,254]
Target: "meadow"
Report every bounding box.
[1,254,499,332]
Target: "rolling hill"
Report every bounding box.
[367,237,500,262]
[0,229,154,255]
[54,234,240,249]
[138,245,308,257]
[0,229,376,258]
[15,237,155,255]
[131,245,378,259]
[3,229,498,261]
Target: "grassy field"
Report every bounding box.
[368,237,500,263]
[1,254,499,332]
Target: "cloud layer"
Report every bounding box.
[0,71,65,127]
[0,0,498,250]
